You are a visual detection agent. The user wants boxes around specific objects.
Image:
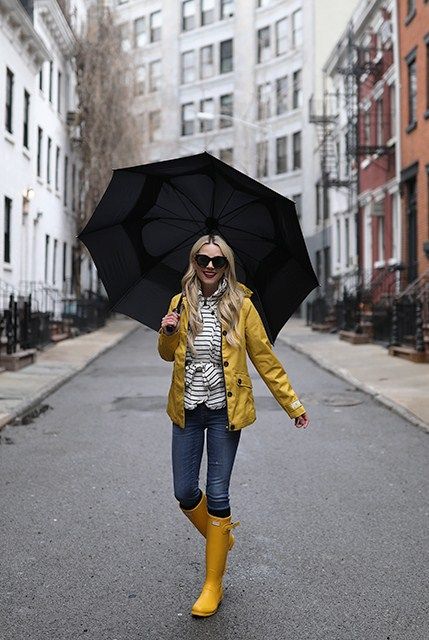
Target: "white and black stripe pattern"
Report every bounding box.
[184,277,228,410]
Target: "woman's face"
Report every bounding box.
[193,243,227,290]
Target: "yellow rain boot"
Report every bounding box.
[180,493,235,550]
[191,514,240,618]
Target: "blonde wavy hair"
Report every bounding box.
[181,234,245,355]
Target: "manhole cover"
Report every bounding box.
[323,394,364,407]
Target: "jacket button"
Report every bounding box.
[227,391,232,397]
[237,378,242,384]
[223,361,229,367]
[222,330,227,335]
[230,424,235,430]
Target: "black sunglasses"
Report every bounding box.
[194,254,228,269]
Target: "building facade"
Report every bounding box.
[398,0,429,282]
[0,0,88,312]
[321,0,402,301]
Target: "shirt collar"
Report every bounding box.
[197,276,228,306]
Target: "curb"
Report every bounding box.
[0,320,141,431]
[278,333,429,435]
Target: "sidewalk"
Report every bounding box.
[278,318,429,433]
[0,314,141,430]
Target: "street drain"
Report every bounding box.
[323,394,364,407]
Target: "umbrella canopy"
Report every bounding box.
[77,151,318,344]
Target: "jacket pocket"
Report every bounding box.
[235,371,253,388]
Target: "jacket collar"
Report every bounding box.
[197,275,228,307]
[181,280,253,312]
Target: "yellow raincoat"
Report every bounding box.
[158,282,306,431]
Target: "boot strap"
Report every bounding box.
[224,520,240,533]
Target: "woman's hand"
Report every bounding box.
[160,311,180,334]
[294,413,309,429]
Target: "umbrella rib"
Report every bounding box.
[145,218,200,234]
[154,203,199,222]
[216,189,235,220]
[220,221,274,244]
[170,183,207,220]
[218,199,263,225]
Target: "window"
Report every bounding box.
[135,65,145,95]
[64,155,68,206]
[220,39,233,73]
[292,131,301,169]
[55,146,60,191]
[220,0,234,19]
[256,140,268,178]
[376,98,383,145]
[426,39,429,111]
[220,148,233,164]
[120,23,131,51]
[257,26,270,63]
[407,53,417,127]
[53,238,58,285]
[406,0,415,17]
[276,76,288,114]
[39,65,43,92]
[37,127,43,177]
[201,0,215,25]
[336,219,341,262]
[182,1,195,31]
[149,110,161,142]
[377,213,385,262]
[200,45,214,79]
[57,70,62,113]
[4,196,12,263]
[72,164,76,212]
[199,98,214,132]
[150,10,161,42]
[345,217,350,266]
[181,103,194,136]
[49,61,53,102]
[45,234,50,283]
[293,193,302,221]
[276,136,287,173]
[257,82,271,120]
[364,109,371,145]
[219,93,233,127]
[292,69,302,109]
[47,137,52,184]
[5,68,14,134]
[292,9,303,48]
[389,83,396,138]
[275,18,288,56]
[181,51,195,84]
[134,17,146,47]
[23,90,30,148]
[149,60,161,92]
[62,242,67,283]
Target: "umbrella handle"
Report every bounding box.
[164,293,183,334]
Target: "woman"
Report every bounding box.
[158,233,309,618]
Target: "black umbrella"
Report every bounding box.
[77,151,318,344]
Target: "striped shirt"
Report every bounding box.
[184,277,228,410]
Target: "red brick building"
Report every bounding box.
[398,0,429,282]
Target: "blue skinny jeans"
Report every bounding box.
[172,402,241,516]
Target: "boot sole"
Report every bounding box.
[191,599,222,618]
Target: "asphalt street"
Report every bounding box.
[1,325,428,640]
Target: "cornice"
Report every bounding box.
[34,0,76,58]
[0,0,50,69]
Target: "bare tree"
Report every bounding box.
[73,0,143,294]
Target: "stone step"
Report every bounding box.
[0,348,37,371]
[339,330,371,344]
[388,345,429,363]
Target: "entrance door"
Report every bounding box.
[407,177,417,283]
